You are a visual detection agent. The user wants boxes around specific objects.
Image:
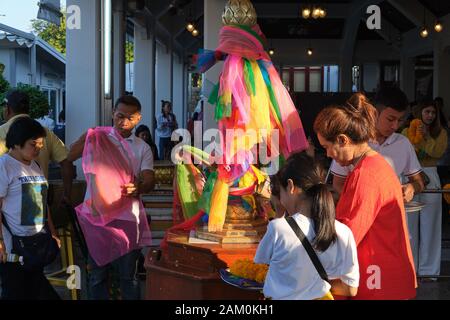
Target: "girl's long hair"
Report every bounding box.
[277,152,337,252]
[418,101,442,139]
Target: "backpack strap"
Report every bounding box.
[285,215,330,284]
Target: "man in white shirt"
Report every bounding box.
[67,95,155,300]
[331,87,424,202]
[37,110,56,132]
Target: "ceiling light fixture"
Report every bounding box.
[434,1,444,33]
[301,2,326,19]
[434,21,443,32]
[186,22,195,32]
[419,27,429,38]
[319,8,326,18]
[420,7,428,38]
[312,7,321,19]
[302,8,311,19]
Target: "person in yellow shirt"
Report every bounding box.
[0,90,73,203]
[402,100,448,280]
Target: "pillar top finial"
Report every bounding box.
[222,0,257,27]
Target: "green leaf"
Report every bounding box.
[31,11,67,55]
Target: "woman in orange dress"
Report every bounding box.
[313,93,416,300]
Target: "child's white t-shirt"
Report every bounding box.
[254,212,359,300]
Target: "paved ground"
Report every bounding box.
[53,212,450,300]
[415,211,450,300]
[2,209,450,300]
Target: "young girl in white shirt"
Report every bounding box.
[254,152,359,300]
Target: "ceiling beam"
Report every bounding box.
[128,5,185,57]
[145,0,172,18]
[387,0,436,27]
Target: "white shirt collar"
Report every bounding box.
[372,133,398,148]
[107,129,136,143]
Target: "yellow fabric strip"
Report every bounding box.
[316,291,334,300]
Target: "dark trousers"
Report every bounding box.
[158,137,172,160]
[0,262,60,300]
[87,249,141,300]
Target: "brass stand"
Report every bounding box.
[195,218,267,244]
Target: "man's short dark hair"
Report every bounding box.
[373,86,409,113]
[6,117,46,149]
[114,95,141,111]
[5,90,30,114]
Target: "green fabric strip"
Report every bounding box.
[208,83,219,105]
[198,171,218,215]
[244,59,256,96]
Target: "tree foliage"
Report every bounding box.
[126,41,134,64]
[15,83,49,119]
[31,13,66,55]
[31,11,135,64]
[0,64,10,102]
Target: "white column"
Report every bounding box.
[203,0,227,132]
[155,41,171,109]
[8,49,16,86]
[155,41,171,147]
[133,23,154,131]
[151,21,157,138]
[112,0,125,104]
[66,0,101,177]
[30,43,37,86]
[173,54,184,129]
[182,59,187,128]
[400,54,415,102]
[433,40,450,118]
[340,56,353,92]
[339,10,358,92]
[169,38,174,103]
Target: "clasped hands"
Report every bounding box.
[121,177,140,197]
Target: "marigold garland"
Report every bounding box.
[229,258,268,283]
[444,184,450,205]
[407,119,424,145]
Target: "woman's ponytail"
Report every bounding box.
[314,92,378,143]
[306,183,337,252]
[346,93,378,141]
